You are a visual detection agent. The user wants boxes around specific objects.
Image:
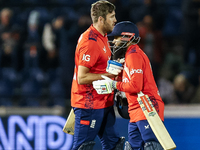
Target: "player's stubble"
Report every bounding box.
[102,19,114,34]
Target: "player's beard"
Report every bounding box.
[102,19,113,34]
[113,43,127,60]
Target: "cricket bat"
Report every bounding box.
[137,92,176,150]
[63,108,75,135]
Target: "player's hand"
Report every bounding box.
[101,75,117,90]
[92,75,117,94]
[106,60,123,75]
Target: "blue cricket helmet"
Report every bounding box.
[108,21,140,56]
[108,21,140,38]
[115,91,130,119]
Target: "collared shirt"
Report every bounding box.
[71,25,114,109]
[116,44,164,122]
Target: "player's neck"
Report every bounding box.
[93,23,105,36]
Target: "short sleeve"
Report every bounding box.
[79,39,100,69]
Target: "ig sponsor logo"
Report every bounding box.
[82,54,90,61]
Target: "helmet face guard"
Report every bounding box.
[107,21,141,58]
[108,32,140,56]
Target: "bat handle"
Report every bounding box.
[137,91,144,97]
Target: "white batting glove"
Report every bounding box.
[119,58,125,63]
[92,75,117,94]
[106,60,123,75]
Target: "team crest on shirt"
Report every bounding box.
[103,46,106,53]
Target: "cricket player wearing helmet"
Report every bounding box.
[93,21,165,150]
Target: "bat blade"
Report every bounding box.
[137,93,176,150]
[63,108,75,135]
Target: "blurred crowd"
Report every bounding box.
[0,0,200,107]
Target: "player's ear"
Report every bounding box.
[98,16,104,24]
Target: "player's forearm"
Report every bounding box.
[78,73,102,84]
[78,73,116,85]
[116,80,142,94]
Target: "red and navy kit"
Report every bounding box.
[71,25,120,150]
[116,44,165,149]
[71,25,114,109]
[116,44,164,122]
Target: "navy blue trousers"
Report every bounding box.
[72,106,120,150]
[128,120,159,150]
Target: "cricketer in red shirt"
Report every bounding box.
[116,44,164,123]
[71,25,114,109]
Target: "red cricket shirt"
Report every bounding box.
[116,44,164,122]
[71,25,114,109]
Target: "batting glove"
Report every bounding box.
[106,60,123,75]
[92,75,117,94]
